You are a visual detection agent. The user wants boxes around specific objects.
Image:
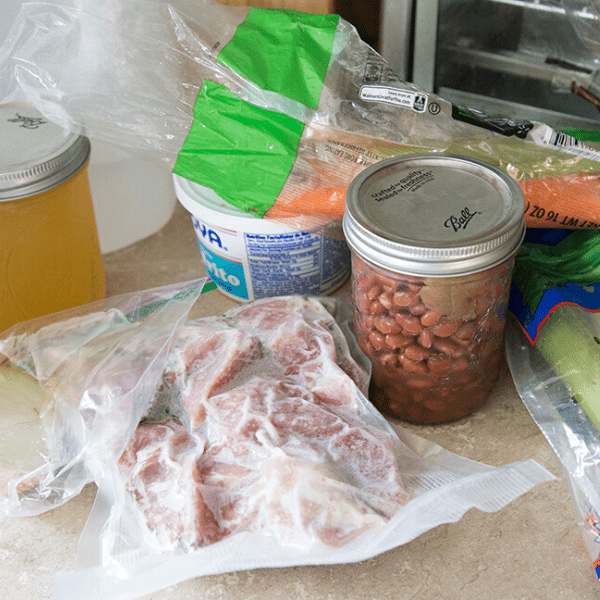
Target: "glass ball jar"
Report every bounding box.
[343,154,525,425]
[0,103,105,333]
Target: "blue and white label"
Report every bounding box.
[198,244,248,299]
[190,214,350,301]
[192,216,232,252]
[191,215,250,300]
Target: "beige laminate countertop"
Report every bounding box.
[2,201,599,600]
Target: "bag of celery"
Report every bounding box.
[507,228,600,583]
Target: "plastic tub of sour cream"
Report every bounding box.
[173,174,351,302]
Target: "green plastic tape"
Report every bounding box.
[218,8,339,110]
[174,8,341,215]
[173,80,304,217]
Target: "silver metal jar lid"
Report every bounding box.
[342,153,526,277]
[0,102,90,202]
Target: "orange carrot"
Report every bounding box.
[267,171,600,233]
[265,186,347,220]
[519,172,600,229]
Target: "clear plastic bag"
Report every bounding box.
[507,227,600,583]
[506,318,600,583]
[36,294,554,600]
[0,278,208,517]
[2,0,600,235]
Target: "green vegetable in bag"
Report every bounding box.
[536,304,600,431]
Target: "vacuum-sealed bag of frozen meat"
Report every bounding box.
[46,295,553,600]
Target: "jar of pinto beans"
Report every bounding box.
[343,154,525,425]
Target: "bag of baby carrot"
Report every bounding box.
[3,0,600,234]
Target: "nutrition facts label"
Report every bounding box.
[244,231,350,298]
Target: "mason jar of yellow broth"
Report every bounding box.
[343,154,525,425]
[0,103,105,333]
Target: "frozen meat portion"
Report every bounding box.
[163,296,371,425]
[224,296,371,404]
[117,419,225,550]
[119,378,408,551]
[200,377,410,536]
[201,377,406,505]
[237,454,391,548]
[117,413,401,551]
[118,296,411,553]
[165,322,261,427]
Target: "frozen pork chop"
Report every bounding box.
[164,321,261,428]
[199,378,410,544]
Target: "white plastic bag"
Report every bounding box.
[507,227,600,584]
[507,319,600,584]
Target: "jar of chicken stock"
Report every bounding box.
[343,154,525,425]
[0,103,105,333]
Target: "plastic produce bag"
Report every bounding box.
[30,294,554,600]
[0,278,210,517]
[507,228,600,584]
[2,0,600,236]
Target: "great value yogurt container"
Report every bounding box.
[174,174,351,302]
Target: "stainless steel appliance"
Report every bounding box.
[379,0,600,131]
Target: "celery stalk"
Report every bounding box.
[536,305,600,431]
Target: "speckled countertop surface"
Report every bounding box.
[2,201,599,600]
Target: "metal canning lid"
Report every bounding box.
[342,153,526,277]
[0,102,90,202]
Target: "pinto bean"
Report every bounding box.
[379,292,393,310]
[366,284,382,299]
[453,322,477,343]
[393,289,419,307]
[385,333,414,350]
[420,310,443,327]
[356,294,373,313]
[410,303,427,316]
[369,300,386,314]
[404,344,431,362]
[427,354,453,373]
[399,353,429,373]
[356,275,379,293]
[432,338,460,356]
[379,352,399,368]
[431,320,460,338]
[374,314,403,334]
[368,330,386,351]
[395,312,423,335]
[362,313,375,331]
[417,328,434,349]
